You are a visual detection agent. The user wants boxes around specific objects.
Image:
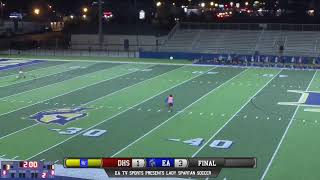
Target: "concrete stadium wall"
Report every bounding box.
[71,34,165,51]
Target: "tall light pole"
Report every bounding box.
[98,0,103,49]
[0,1,4,24]
[135,0,139,52]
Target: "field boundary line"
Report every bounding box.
[26,67,217,160]
[0,60,48,72]
[3,57,192,66]
[191,69,283,157]
[0,61,70,80]
[0,63,126,100]
[0,65,184,140]
[0,123,40,140]
[0,62,93,88]
[260,70,317,180]
[111,68,250,157]
[3,57,320,71]
[0,64,154,117]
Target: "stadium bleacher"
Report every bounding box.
[160,24,320,57]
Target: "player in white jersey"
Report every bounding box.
[17,68,26,79]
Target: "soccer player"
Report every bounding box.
[18,68,26,79]
[167,94,174,112]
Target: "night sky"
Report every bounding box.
[1,0,319,18]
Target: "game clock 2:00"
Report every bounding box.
[19,161,39,169]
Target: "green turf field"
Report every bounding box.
[0,58,319,180]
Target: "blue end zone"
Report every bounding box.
[0,59,45,71]
[304,92,320,105]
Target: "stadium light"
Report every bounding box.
[33,8,40,15]
[83,7,88,13]
[307,9,315,16]
[156,1,162,7]
[139,10,145,20]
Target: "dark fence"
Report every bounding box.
[180,22,320,31]
[1,49,138,58]
[140,51,320,68]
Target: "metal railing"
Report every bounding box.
[0,48,138,58]
[180,22,320,31]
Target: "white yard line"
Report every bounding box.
[260,70,317,180]
[0,64,86,88]
[191,69,283,157]
[3,57,318,71]
[0,63,142,101]
[25,67,217,160]
[0,123,40,140]
[0,65,185,140]
[111,68,250,157]
[0,65,151,117]
[11,156,19,159]
[0,62,70,80]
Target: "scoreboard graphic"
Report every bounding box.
[64,157,256,178]
[0,161,54,179]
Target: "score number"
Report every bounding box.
[20,161,38,169]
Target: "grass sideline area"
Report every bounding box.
[1,58,320,180]
[0,54,192,65]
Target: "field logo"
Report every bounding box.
[30,107,90,125]
[278,90,320,112]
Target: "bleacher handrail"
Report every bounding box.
[179,22,320,31]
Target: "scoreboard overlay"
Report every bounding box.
[1,161,54,179]
[64,157,256,178]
